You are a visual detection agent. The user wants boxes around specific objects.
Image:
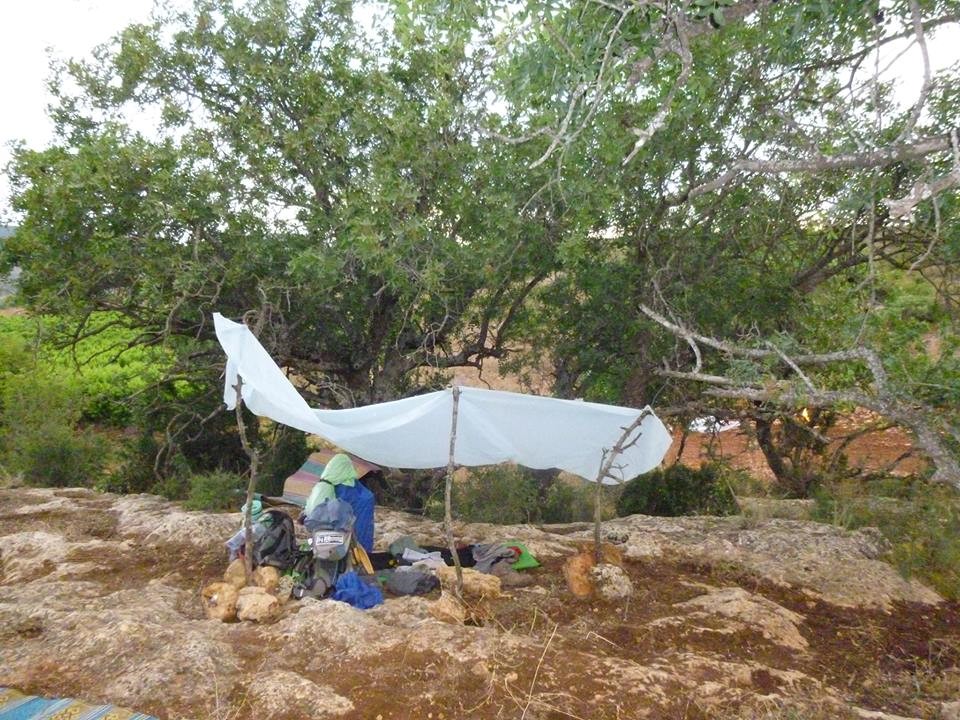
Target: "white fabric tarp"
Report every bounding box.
[214,313,673,483]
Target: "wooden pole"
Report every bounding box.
[445,385,463,594]
[592,408,651,563]
[233,376,260,586]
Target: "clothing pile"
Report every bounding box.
[368,536,541,597]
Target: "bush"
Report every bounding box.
[184,471,246,511]
[0,370,109,487]
[541,479,608,523]
[427,464,539,525]
[19,426,108,488]
[616,463,739,517]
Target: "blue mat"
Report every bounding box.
[0,688,157,720]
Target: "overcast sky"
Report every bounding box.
[0,0,172,220]
[1,2,958,221]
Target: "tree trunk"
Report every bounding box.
[754,416,794,495]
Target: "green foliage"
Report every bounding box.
[712,462,768,497]
[0,370,108,487]
[184,470,246,511]
[4,0,959,495]
[427,465,540,525]
[617,463,739,518]
[0,312,172,426]
[258,424,309,498]
[4,0,567,453]
[541,480,602,523]
[813,480,960,600]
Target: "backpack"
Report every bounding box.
[252,510,298,570]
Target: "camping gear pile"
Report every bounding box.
[202,452,541,624]
[204,506,541,624]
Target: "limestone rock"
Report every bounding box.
[653,586,808,651]
[590,563,634,601]
[563,550,596,598]
[201,582,238,622]
[941,700,960,720]
[427,591,467,624]
[247,670,353,719]
[253,565,281,595]
[578,541,625,567]
[236,586,281,622]
[436,566,501,598]
[490,561,535,588]
[597,514,941,608]
[223,558,246,589]
[276,573,295,602]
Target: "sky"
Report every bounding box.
[1,1,959,220]
[0,0,175,220]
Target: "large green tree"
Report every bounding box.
[489,0,960,490]
[3,0,592,474]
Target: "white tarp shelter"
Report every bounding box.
[214,313,672,483]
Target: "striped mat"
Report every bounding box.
[0,688,157,720]
[282,450,380,506]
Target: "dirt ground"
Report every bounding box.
[2,487,959,720]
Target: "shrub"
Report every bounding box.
[616,463,739,517]
[184,471,246,511]
[427,464,539,525]
[0,370,109,487]
[18,425,108,488]
[541,479,608,523]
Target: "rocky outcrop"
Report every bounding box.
[594,514,940,608]
[0,487,954,720]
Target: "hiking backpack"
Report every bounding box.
[252,510,298,570]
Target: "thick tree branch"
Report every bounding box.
[675,129,960,204]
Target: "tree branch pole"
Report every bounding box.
[445,385,464,594]
[592,409,651,562]
[233,376,260,586]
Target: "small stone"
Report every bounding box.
[202,582,238,622]
[223,558,247,589]
[471,661,491,679]
[253,565,281,595]
[590,563,634,601]
[237,586,281,622]
[733,667,752,687]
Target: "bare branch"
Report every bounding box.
[886,131,960,218]
[639,303,887,388]
[675,128,960,203]
[529,84,588,169]
[895,0,933,144]
[765,341,817,393]
[624,15,693,165]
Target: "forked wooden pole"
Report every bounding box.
[445,385,463,594]
[233,376,260,586]
[592,408,651,563]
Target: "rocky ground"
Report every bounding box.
[2,487,959,719]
